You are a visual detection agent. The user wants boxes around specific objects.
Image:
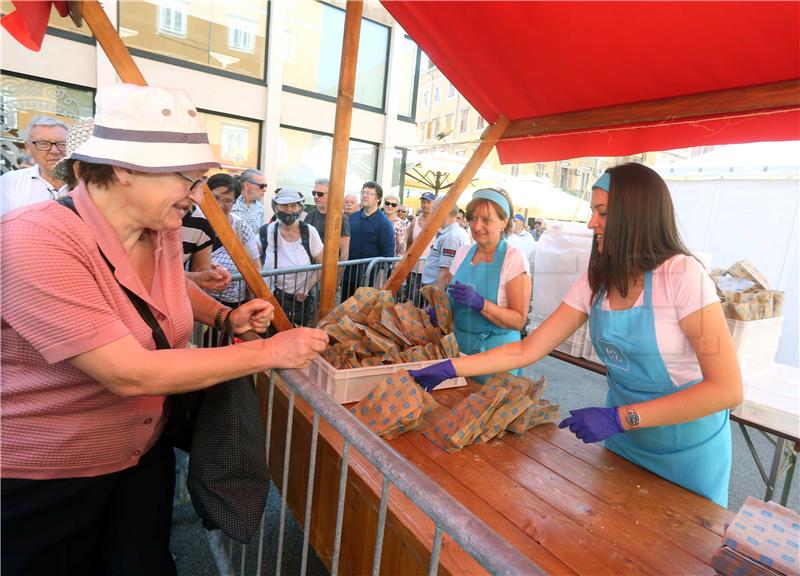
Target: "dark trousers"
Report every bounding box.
[1,438,176,576]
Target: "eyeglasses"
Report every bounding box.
[247,180,268,190]
[311,190,327,197]
[384,201,398,207]
[31,140,67,152]
[212,194,235,206]
[175,172,207,192]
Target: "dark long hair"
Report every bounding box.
[588,163,691,302]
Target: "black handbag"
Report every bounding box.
[186,328,269,543]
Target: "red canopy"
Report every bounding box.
[382,1,800,163]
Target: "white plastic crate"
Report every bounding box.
[727,317,783,374]
[303,355,467,404]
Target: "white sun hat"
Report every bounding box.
[70,84,219,173]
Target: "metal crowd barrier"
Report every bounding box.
[227,257,428,327]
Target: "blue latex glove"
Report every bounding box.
[558,407,624,443]
[426,305,438,327]
[407,360,456,392]
[447,281,484,312]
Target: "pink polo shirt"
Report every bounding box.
[1,183,193,479]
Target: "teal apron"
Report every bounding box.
[450,238,521,384]
[591,271,731,506]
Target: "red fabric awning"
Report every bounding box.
[382,1,800,163]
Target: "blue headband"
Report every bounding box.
[592,172,611,192]
[472,189,510,218]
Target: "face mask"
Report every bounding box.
[276,210,301,226]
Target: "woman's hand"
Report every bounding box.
[408,360,456,392]
[230,299,274,335]
[264,328,329,369]
[426,305,438,327]
[558,407,624,443]
[189,264,232,292]
[448,281,484,312]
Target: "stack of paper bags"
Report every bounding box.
[424,372,558,452]
[317,287,459,369]
[711,496,799,576]
[420,284,453,334]
[711,260,785,321]
[350,371,438,439]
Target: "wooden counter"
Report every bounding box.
[265,373,734,575]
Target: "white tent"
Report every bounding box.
[657,141,800,367]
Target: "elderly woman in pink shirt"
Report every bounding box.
[0,84,328,575]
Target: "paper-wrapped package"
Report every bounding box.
[420,284,453,334]
[350,371,438,439]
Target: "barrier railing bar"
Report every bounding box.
[330,440,350,576]
[255,509,266,576]
[276,367,544,576]
[275,388,296,576]
[370,476,390,576]
[428,523,443,576]
[300,412,320,576]
[240,544,247,575]
[255,379,276,576]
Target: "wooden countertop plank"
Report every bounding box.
[504,431,726,562]
[390,434,577,576]
[530,424,733,534]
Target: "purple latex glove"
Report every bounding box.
[407,360,456,392]
[427,305,438,327]
[558,407,624,443]
[447,281,484,312]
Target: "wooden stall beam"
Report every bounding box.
[319,0,364,319]
[383,115,510,292]
[502,79,800,140]
[79,1,292,331]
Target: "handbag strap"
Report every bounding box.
[56,196,172,350]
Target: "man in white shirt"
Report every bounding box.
[422,197,471,288]
[0,116,68,216]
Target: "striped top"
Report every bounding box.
[1,183,193,479]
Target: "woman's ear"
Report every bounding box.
[112,165,134,187]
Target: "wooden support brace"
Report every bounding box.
[502,80,800,140]
[318,0,363,319]
[79,0,292,331]
[383,115,510,292]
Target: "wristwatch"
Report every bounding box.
[625,406,641,429]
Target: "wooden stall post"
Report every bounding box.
[318,0,364,319]
[78,1,292,331]
[383,115,510,292]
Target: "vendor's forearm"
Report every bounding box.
[480,299,526,330]
[622,379,742,429]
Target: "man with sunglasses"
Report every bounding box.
[1,116,68,216]
[304,177,350,260]
[231,167,268,237]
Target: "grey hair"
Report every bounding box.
[314,177,329,187]
[23,116,68,141]
[433,196,458,217]
[240,168,263,182]
[344,193,359,202]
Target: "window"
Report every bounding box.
[434,85,441,103]
[426,121,434,140]
[282,0,390,109]
[157,0,188,37]
[397,35,420,119]
[431,118,440,138]
[422,90,430,107]
[458,109,469,133]
[476,116,485,130]
[558,166,570,189]
[510,164,520,177]
[444,114,453,133]
[277,126,378,202]
[419,122,427,141]
[228,16,256,53]
[448,83,456,98]
[536,163,547,178]
[0,74,94,173]
[198,111,261,170]
[119,1,267,80]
